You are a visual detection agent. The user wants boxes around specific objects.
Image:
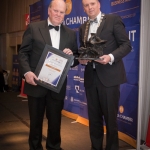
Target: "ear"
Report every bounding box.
[98,1,100,9]
[48,7,50,16]
[83,8,86,12]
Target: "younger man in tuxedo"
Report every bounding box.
[78,0,132,149]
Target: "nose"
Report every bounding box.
[56,11,62,16]
[88,4,92,9]
[57,12,61,15]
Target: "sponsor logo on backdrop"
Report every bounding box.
[70,66,78,70]
[111,0,131,6]
[128,30,136,53]
[119,105,124,113]
[67,85,71,90]
[121,13,136,20]
[65,96,68,100]
[117,105,133,124]
[70,96,87,106]
[79,77,84,83]
[73,76,84,83]
[63,16,88,25]
[81,67,85,72]
[75,85,79,93]
[75,85,85,94]
[65,0,72,15]
[74,76,80,81]
[70,97,74,102]
[131,46,134,52]
[63,0,88,25]
[129,30,136,42]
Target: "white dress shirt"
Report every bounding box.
[48,18,60,49]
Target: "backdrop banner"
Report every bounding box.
[12,55,21,91]
[30,1,42,23]
[29,0,141,147]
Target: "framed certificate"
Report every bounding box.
[34,44,74,93]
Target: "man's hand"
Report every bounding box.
[24,71,38,85]
[63,48,73,55]
[95,55,111,65]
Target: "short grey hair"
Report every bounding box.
[48,0,66,8]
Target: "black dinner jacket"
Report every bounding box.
[79,14,132,87]
[19,20,78,99]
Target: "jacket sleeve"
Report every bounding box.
[18,24,33,76]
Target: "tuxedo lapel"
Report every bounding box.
[97,15,106,35]
[39,21,52,46]
[59,25,68,50]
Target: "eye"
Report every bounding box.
[53,9,58,13]
[60,11,65,15]
[84,4,88,7]
[91,2,95,6]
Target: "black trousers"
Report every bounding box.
[28,91,64,150]
[85,71,120,150]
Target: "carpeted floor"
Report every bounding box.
[0,91,134,150]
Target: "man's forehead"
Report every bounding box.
[51,1,66,9]
[83,0,98,4]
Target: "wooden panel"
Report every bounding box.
[0,0,40,85]
[20,0,27,30]
[0,0,8,33]
[9,37,16,47]
[16,36,22,45]
[0,34,7,68]
[7,0,14,32]
[7,0,22,32]
[0,0,39,33]
[15,0,22,31]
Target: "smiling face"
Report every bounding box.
[82,0,100,19]
[48,0,66,26]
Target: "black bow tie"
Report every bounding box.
[49,24,59,31]
[90,18,98,24]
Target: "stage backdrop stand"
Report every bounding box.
[146,116,150,147]
[12,55,21,91]
[17,78,27,98]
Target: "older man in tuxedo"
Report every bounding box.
[19,0,78,149]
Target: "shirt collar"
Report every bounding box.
[96,12,101,23]
[89,12,101,23]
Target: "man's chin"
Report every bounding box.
[53,20,61,26]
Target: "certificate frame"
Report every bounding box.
[34,44,74,93]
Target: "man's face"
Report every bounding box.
[82,0,100,19]
[48,0,66,26]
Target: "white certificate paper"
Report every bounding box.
[38,51,67,87]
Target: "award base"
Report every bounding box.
[76,57,103,60]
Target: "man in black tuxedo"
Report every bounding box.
[19,0,78,149]
[79,0,132,150]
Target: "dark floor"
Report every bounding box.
[0,91,134,150]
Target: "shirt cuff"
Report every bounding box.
[71,60,74,66]
[108,54,114,65]
[24,71,30,77]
